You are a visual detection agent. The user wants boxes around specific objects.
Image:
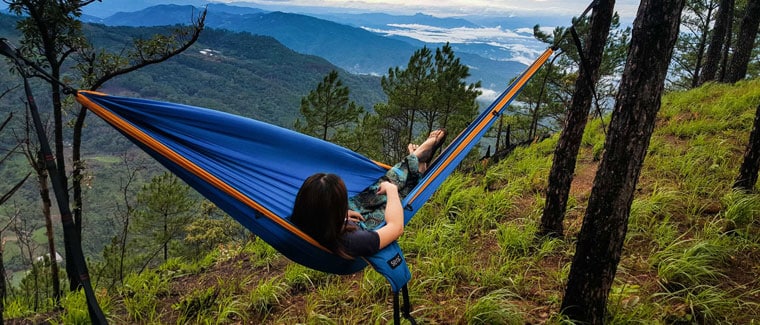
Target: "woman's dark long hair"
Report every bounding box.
[290,173,356,258]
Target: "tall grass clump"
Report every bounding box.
[487,144,553,195]
[283,263,332,293]
[461,289,523,325]
[496,221,537,257]
[651,236,732,291]
[248,276,289,317]
[173,287,219,324]
[119,270,169,323]
[3,297,34,320]
[242,237,282,269]
[627,187,680,248]
[721,190,760,235]
[655,285,742,324]
[55,289,114,324]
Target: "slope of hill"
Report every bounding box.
[14,80,759,324]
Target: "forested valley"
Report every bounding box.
[1,0,759,323]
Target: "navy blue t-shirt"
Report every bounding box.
[340,224,380,257]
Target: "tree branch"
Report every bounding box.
[87,8,206,90]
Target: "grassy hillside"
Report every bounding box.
[8,80,760,323]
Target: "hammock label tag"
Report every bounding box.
[387,253,403,269]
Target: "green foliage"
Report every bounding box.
[174,287,219,324]
[721,190,760,234]
[241,237,282,269]
[119,270,169,323]
[377,43,480,161]
[184,201,248,258]
[56,289,114,325]
[528,12,631,135]
[295,70,363,142]
[283,263,332,293]
[652,237,731,290]
[248,277,289,317]
[130,172,197,267]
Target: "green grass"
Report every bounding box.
[11,79,760,324]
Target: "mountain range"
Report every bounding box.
[0,12,385,148]
[78,2,546,91]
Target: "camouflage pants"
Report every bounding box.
[348,154,421,230]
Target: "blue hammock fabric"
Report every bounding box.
[78,91,388,270]
[76,47,552,293]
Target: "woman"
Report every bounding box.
[290,129,447,258]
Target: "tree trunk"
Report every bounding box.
[46,65,80,291]
[734,103,760,191]
[495,116,504,153]
[539,0,616,238]
[718,2,734,82]
[691,0,716,88]
[700,0,734,84]
[561,0,685,323]
[37,157,61,302]
[726,0,760,83]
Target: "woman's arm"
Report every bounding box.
[374,181,404,249]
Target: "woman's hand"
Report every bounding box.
[346,210,364,222]
[376,181,398,196]
[375,181,403,250]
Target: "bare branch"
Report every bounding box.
[87,8,207,90]
[0,172,30,206]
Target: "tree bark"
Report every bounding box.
[726,0,760,83]
[718,2,735,82]
[560,0,685,323]
[36,158,61,302]
[539,0,616,237]
[734,103,760,191]
[700,0,734,84]
[690,0,717,88]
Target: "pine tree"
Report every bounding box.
[427,43,480,135]
[671,0,718,89]
[726,0,760,82]
[377,47,434,161]
[734,102,760,191]
[131,173,196,270]
[539,0,617,238]
[561,0,685,322]
[295,70,362,141]
[700,0,734,84]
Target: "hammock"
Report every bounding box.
[74,48,553,294]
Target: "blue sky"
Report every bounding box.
[216,0,642,18]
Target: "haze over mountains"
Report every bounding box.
[74,0,568,98]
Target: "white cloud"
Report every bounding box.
[214,0,641,18]
[477,88,502,103]
[364,24,534,44]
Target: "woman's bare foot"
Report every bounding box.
[408,143,418,155]
[413,129,447,173]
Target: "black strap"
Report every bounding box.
[570,25,608,135]
[17,59,107,325]
[392,285,416,325]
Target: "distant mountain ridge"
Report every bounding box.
[88,4,529,90]
[1,11,384,136]
[311,12,481,29]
